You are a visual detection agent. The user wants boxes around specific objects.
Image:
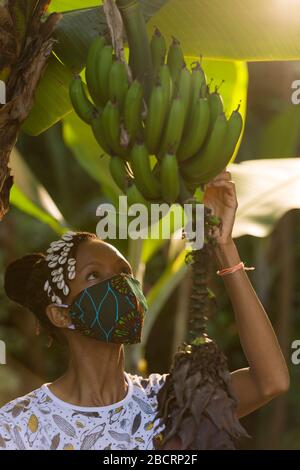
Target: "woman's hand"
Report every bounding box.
[203,169,238,245]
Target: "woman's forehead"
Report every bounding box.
[75,239,126,267]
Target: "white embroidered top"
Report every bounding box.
[0,372,168,450]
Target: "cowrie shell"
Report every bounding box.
[51,295,56,302]
[67,265,75,271]
[55,296,62,305]
[67,258,76,265]
[63,285,69,296]
[57,281,65,290]
[59,257,67,265]
[47,286,52,295]
[44,280,49,291]
[48,261,58,268]
[68,271,76,280]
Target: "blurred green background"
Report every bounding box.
[1,0,300,450]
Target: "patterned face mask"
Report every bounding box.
[58,273,148,344]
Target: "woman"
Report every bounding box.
[0,170,289,450]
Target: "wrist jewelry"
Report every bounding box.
[216,261,255,277]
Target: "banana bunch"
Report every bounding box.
[69,29,243,207]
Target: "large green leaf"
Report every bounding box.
[148,0,300,61]
[49,1,100,12]
[10,149,66,234]
[51,1,166,72]
[22,55,73,136]
[62,111,120,204]
[230,158,300,238]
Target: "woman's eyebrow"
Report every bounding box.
[77,261,103,275]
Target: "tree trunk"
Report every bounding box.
[0,1,61,220]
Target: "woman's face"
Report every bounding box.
[65,239,133,304]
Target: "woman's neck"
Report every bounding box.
[48,335,127,407]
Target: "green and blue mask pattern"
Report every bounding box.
[63,273,148,344]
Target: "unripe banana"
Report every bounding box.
[180,113,228,183]
[96,45,113,105]
[189,63,206,110]
[101,101,128,159]
[177,65,191,120]
[109,60,129,109]
[184,62,206,130]
[160,152,180,204]
[159,96,186,156]
[200,108,243,184]
[167,36,185,86]
[145,83,168,154]
[159,64,172,111]
[127,183,151,210]
[85,36,105,107]
[151,27,167,76]
[131,143,161,199]
[177,97,210,161]
[91,116,112,154]
[208,89,224,132]
[124,80,143,143]
[69,75,96,124]
[109,156,131,191]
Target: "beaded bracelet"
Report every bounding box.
[216,261,255,277]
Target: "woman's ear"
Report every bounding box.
[46,304,72,329]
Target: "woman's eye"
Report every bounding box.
[87,272,99,281]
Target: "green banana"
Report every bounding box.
[151,27,167,76]
[145,83,168,154]
[160,152,180,204]
[177,97,210,161]
[85,36,105,106]
[180,113,228,183]
[127,183,151,210]
[117,0,153,101]
[69,75,96,124]
[177,65,191,120]
[109,60,129,109]
[167,36,185,86]
[101,101,128,159]
[200,108,243,184]
[124,80,143,142]
[91,116,112,154]
[96,45,114,105]
[190,63,206,108]
[109,156,131,191]
[159,64,172,110]
[131,143,161,199]
[159,96,186,156]
[208,89,224,132]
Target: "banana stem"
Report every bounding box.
[116,0,153,100]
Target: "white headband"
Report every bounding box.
[43,231,77,305]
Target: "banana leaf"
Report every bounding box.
[21,55,73,136]
[230,158,300,238]
[10,149,66,234]
[49,1,100,12]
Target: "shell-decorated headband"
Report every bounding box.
[43,231,77,305]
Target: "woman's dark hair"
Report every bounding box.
[4,231,97,336]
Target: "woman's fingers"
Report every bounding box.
[206,170,232,185]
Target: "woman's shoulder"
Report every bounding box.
[0,386,46,423]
